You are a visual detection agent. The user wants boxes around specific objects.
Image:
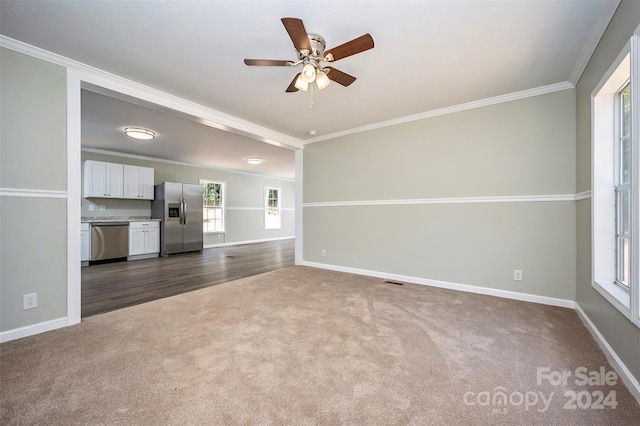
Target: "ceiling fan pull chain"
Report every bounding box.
[309,83,315,109]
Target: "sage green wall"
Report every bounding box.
[0,48,68,331]
[575,0,640,383]
[305,90,576,202]
[304,89,576,300]
[81,151,294,245]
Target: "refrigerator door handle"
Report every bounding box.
[179,196,184,225]
[183,197,187,225]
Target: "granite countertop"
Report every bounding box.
[81,216,161,223]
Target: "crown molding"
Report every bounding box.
[305,81,575,144]
[569,0,621,85]
[0,35,304,151]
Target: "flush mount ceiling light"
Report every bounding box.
[124,127,155,140]
[247,158,263,165]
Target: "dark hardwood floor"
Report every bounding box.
[81,239,295,318]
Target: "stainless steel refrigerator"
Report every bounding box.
[151,182,203,256]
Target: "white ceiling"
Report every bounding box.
[0,1,619,179]
[80,87,297,179]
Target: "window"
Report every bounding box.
[615,82,631,288]
[592,33,639,327]
[264,187,281,230]
[201,180,224,233]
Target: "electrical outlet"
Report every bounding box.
[23,293,38,310]
[217,234,222,240]
[88,204,95,212]
[514,270,523,281]
[100,205,106,211]
[321,249,326,257]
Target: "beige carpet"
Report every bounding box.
[1,266,639,424]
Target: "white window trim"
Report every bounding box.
[200,179,226,234]
[633,31,640,328]
[591,32,640,328]
[264,186,282,230]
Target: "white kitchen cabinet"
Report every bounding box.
[83,160,124,198]
[128,221,160,259]
[123,165,154,200]
[139,166,155,199]
[81,223,91,263]
[146,226,160,254]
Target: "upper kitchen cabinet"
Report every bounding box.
[84,160,154,200]
[124,165,154,200]
[84,160,123,198]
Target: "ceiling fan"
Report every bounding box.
[244,18,374,93]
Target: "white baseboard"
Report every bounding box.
[0,317,68,343]
[204,236,294,249]
[299,260,575,309]
[575,303,640,406]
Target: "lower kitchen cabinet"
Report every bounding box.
[81,223,90,264]
[128,221,159,259]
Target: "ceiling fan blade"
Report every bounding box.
[286,73,301,92]
[325,67,357,87]
[281,17,312,55]
[324,33,374,62]
[244,59,293,66]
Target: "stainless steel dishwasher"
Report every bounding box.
[90,222,129,261]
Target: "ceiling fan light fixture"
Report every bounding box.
[301,62,317,83]
[244,19,374,93]
[247,158,263,165]
[315,70,331,90]
[294,75,309,91]
[124,127,155,140]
